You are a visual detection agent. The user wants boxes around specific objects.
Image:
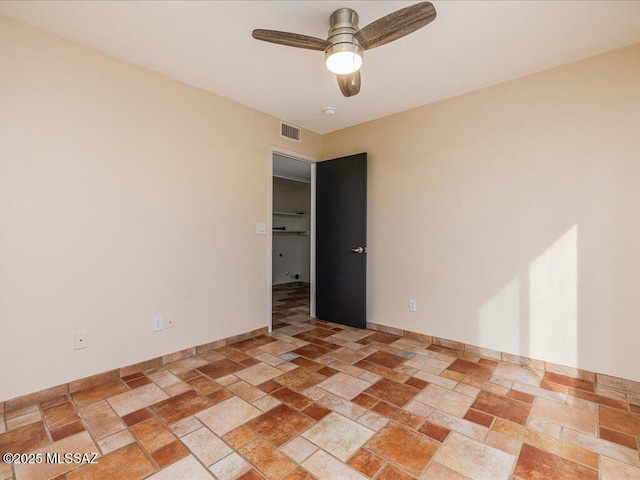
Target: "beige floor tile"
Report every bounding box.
[303,449,368,480]
[415,384,474,417]
[413,370,458,389]
[303,412,374,461]
[484,430,522,456]
[0,461,11,480]
[559,442,599,469]
[562,428,640,468]
[356,410,389,431]
[217,374,240,386]
[434,432,515,480]
[491,364,543,387]
[317,373,371,400]
[196,396,261,436]
[181,426,232,466]
[526,415,562,438]
[461,377,509,396]
[405,399,436,418]
[14,431,98,480]
[491,418,558,453]
[531,397,596,434]
[328,347,371,364]
[259,340,297,356]
[252,395,282,412]
[80,400,126,440]
[601,456,640,480]
[405,354,452,374]
[317,392,367,420]
[280,436,318,463]
[255,352,285,366]
[428,410,488,441]
[209,453,251,480]
[420,462,471,480]
[164,357,210,376]
[512,381,567,403]
[97,429,134,455]
[454,383,481,398]
[146,455,213,480]
[276,361,299,373]
[6,410,41,430]
[170,416,203,437]
[6,405,39,420]
[146,369,181,388]
[227,380,266,402]
[235,363,283,386]
[164,382,193,397]
[359,371,383,384]
[330,329,373,342]
[328,361,367,377]
[107,383,169,416]
[302,386,326,401]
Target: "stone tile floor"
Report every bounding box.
[1,283,639,479]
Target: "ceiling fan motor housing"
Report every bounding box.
[325,8,363,67]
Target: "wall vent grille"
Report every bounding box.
[280,122,301,142]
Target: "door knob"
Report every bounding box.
[351,246,366,254]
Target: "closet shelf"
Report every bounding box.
[273,212,308,217]
[273,230,308,236]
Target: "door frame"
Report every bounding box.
[267,146,317,332]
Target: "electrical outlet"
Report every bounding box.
[165,314,174,329]
[153,316,163,332]
[409,300,417,312]
[74,332,87,350]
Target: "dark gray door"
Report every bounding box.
[316,153,367,328]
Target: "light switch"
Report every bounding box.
[256,222,266,235]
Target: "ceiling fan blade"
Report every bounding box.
[354,2,436,50]
[337,70,361,97]
[252,29,331,51]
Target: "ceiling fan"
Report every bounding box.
[252,2,437,97]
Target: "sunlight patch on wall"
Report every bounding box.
[529,225,578,367]
[479,279,520,353]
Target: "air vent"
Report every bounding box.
[280,122,301,142]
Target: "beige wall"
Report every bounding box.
[0,16,322,401]
[323,43,640,383]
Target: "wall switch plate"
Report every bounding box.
[165,314,174,329]
[409,300,417,312]
[74,332,87,350]
[153,316,163,332]
[256,222,266,234]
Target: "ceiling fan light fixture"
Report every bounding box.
[252,2,437,97]
[325,43,363,75]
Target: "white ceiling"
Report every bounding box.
[2,1,640,134]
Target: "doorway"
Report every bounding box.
[268,149,368,332]
[270,151,315,331]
